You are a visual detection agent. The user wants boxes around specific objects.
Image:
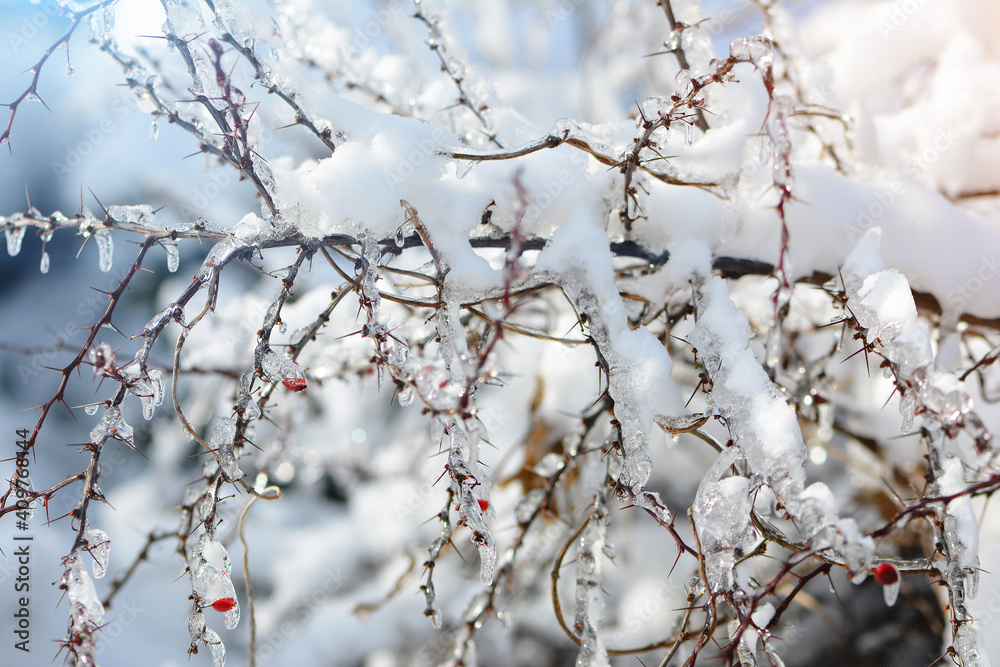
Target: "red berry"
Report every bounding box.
[211,597,236,613]
[873,562,898,586]
[283,377,307,392]
[477,499,489,512]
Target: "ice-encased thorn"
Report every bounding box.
[165,242,180,272]
[95,229,113,272]
[5,225,25,256]
[85,527,111,579]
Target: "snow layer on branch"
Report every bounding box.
[689,270,874,578]
[536,215,685,494]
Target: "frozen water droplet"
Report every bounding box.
[150,119,159,140]
[40,250,50,274]
[278,321,287,335]
[66,61,74,77]
[5,225,26,256]
[86,527,111,579]
[95,229,113,272]
[397,385,414,406]
[394,226,405,247]
[730,37,751,61]
[85,404,99,416]
[165,242,180,272]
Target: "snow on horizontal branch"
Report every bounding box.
[688,273,874,584]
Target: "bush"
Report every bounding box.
[1,1,999,666]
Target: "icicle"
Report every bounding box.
[150,118,160,140]
[165,242,180,272]
[85,527,111,579]
[873,563,899,606]
[64,553,105,625]
[95,228,113,272]
[5,225,25,256]
[203,627,226,667]
[459,485,495,584]
[40,250,50,274]
[574,503,609,667]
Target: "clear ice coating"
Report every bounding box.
[64,553,105,625]
[90,405,135,445]
[5,224,25,256]
[188,610,205,643]
[210,419,243,482]
[261,350,305,390]
[189,533,239,627]
[459,487,496,584]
